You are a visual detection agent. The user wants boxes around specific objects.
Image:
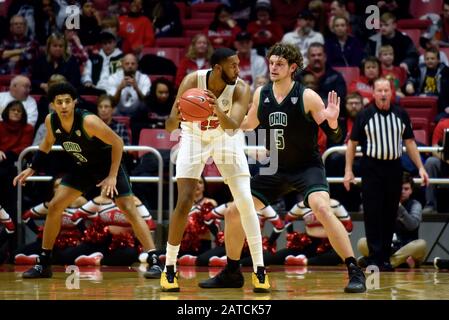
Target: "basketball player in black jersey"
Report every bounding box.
[200,43,366,293]
[13,82,162,279]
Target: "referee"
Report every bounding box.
[344,78,429,270]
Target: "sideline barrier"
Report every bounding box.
[16,145,163,245]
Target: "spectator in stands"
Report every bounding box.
[118,0,155,56]
[246,0,284,56]
[97,94,130,146]
[419,34,449,66]
[142,0,183,37]
[0,75,37,127]
[103,53,151,117]
[130,77,175,143]
[422,117,449,214]
[379,45,407,98]
[358,172,427,269]
[6,0,37,40]
[31,33,81,94]
[233,31,268,90]
[297,43,346,107]
[405,47,449,121]
[78,0,101,46]
[349,56,396,106]
[0,101,34,215]
[34,0,58,45]
[63,25,89,70]
[324,92,364,212]
[175,34,213,88]
[281,10,324,67]
[324,15,365,67]
[366,12,419,75]
[308,0,327,35]
[437,0,449,47]
[205,4,241,49]
[81,30,124,95]
[328,0,365,43]
[271,0,305,33]
[0,15,39,75]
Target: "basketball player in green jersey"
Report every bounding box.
[200,43,367,293]
[14,82,162,279]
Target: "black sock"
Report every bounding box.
[226,257,240,272]
[345,257,357,268]
[38,249,52,266]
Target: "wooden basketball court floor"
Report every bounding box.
[1,264,449,300]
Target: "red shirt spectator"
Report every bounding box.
[205,4,241,49]
[432,118,449,145]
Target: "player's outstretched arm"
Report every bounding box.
[240,86,261,131]
[84,114,123,197]
[13,115,55,187]
[166,73,197,132]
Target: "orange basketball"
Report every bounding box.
[179,88,213,122]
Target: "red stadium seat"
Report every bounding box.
[0,75,13,86]
[175,1,190,19]
[203,161,221,177]
[400,96,438,125]
[399,29,421,49]
[81,95,98,105]
[191,11,215,20]
[148,75,175,83]
[333,67,360,90]
[191,2,221,13]
[112,115,132,143]
[414,129,428,145]
[182,19,211,31]
[92,0,110,10]
[140,47,182,65]
[410,117,430,144]
[155,37,192,48]
[409,0,443,18]
[396,19,431,30]
[138,128,179,157]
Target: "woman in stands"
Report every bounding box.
[175,34,213,88]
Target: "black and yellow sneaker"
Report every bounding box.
[22,264,53,279]
[160,265,179,292]
[344,263,366,293]
[198,266,244,288]
[252,266,270,293]
[144,253,163,279]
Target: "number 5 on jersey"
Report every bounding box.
[274,129,285,150]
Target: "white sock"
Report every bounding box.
[0,206,10,220]
[164,243,180,272]
[32,203,48,216]
[136,204,152,219]
[227,175,264,273]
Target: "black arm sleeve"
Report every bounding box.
[319,120,343,144]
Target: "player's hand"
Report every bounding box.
[96,176,118,198]
[343,170,355,191]
[324,91,340,123]
[13,168,35,187]
[0,150,6,161]
[204,89,220,114]
[174,100,182,120]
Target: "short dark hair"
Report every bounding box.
[210,48,236,68]
[47,82,78,102]
[267,42,304,78]
[402,172,414,189]
[1,100,27,124]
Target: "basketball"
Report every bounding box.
[179,88,213,122]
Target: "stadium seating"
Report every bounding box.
[409,0,443,18]
[191,2,221,13]
[396,18,431,30]
[333,67,360,90]
[400,96,438,125]
[410,117,430,144]
[138,128,179,157]
[413,129,428,145]
[399,28,422,49]
[155,37,192,48]
[140,47,182,66]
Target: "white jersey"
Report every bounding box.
[181,69,242,135]
[176,70,250,181]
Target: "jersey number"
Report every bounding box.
[274,129,285,150]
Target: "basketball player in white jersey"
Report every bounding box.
[161,48,269,293]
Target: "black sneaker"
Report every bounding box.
[198,267,244,288]
[22,264,52,279]
[344,263,366,293]
[144,254,163,279]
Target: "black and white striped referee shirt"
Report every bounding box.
[350,104,414,160]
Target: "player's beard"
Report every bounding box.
[221,70,237,85]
